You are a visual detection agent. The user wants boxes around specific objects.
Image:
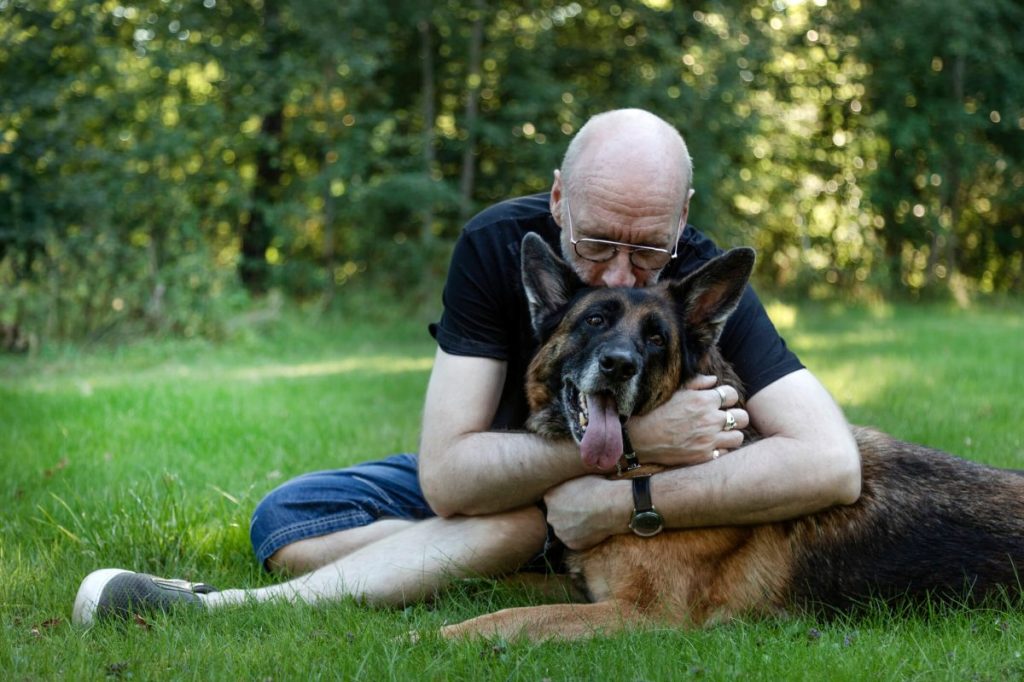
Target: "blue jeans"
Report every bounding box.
[249,453,435,567]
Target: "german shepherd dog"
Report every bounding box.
[440,233,1024,641]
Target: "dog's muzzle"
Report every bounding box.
[564,346,643,471]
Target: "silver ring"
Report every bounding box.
[712,449,721,460]
[724,410,737,431]
[714,386,728,409]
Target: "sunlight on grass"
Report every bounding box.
[810,356,923,408]
[227,356,434,382]
[764,301,798,330]
[766,300,897,335]
[786,327,899,352]
[18,354,435,394]
[788,325,962,433]
[783,326,907,408]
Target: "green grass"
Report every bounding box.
[2,302,1023,680]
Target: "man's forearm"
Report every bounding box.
[420,429,586,517]
[546,431,861,550]
[652,433,860,527]
[653,369,861,529]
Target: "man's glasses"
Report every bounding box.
[564,197,682,271]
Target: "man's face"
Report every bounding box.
[555,184,688,289]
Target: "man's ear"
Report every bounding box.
[549,169,564,226]
[667,247,756,349]
[521,232,583,337]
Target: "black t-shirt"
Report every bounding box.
[429,193,804,430]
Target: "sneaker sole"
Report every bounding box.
[73,568,132,626]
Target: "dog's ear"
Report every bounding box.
[668,247,756,349]
[521,232,584,337]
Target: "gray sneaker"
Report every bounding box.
[73,569,217,626]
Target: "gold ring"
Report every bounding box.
[714,386,728,409]
[724,410,737,431]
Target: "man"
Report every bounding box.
[73,109,860,624]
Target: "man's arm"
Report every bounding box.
[542,369,861,549]
[418,348,587,517]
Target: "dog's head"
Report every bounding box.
[521,232,755,470]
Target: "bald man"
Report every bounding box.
[73,109,860,623]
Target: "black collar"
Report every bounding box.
[618,416,641,474]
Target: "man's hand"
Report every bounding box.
[626,374,749,467]
[542,475,630,550]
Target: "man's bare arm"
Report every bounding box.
[418,348,587,517]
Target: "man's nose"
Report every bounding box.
[601,251,637,288]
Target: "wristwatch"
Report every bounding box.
[628,475,664,537]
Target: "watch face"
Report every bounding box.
[629,510,664,537]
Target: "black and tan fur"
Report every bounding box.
[440,233,1024,641]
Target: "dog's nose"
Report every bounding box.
[599,350,638,382]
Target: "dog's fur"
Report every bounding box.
[440,233,1024,641]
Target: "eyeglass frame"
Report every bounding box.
[563,196,684,271]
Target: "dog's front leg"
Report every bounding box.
[438,599,645,642]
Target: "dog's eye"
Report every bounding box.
[648,334,666,347]
[585,315,604,327]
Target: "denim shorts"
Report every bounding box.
[249,453,435,567]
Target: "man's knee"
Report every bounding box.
[248,454,430,570]
[265,542,305,576]
[488,506,549,559]
[264,518,420,576]
[265,534,349,576]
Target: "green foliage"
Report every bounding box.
[2,0,1022,342]
[828,0,1024,296]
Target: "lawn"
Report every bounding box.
[2,301,1023,681]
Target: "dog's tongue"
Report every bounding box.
[580,393,622,471]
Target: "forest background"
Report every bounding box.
[2,0,1023,344]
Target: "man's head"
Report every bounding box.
[550,109,695,289]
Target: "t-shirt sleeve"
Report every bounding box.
[718,286,804,398]
[429,230,514,360]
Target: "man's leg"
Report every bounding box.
[266,519,417,575]
[205,506,547,608]
[73,506,548,623]
[73,453,552,624]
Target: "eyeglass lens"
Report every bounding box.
[573,240,671,270]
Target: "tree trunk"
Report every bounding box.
[238,4,285,295]
[239,109,282,295]
[458,0,486,225]
[419,17,436,245]
[945,53,966,280]
[321,63,338,308]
